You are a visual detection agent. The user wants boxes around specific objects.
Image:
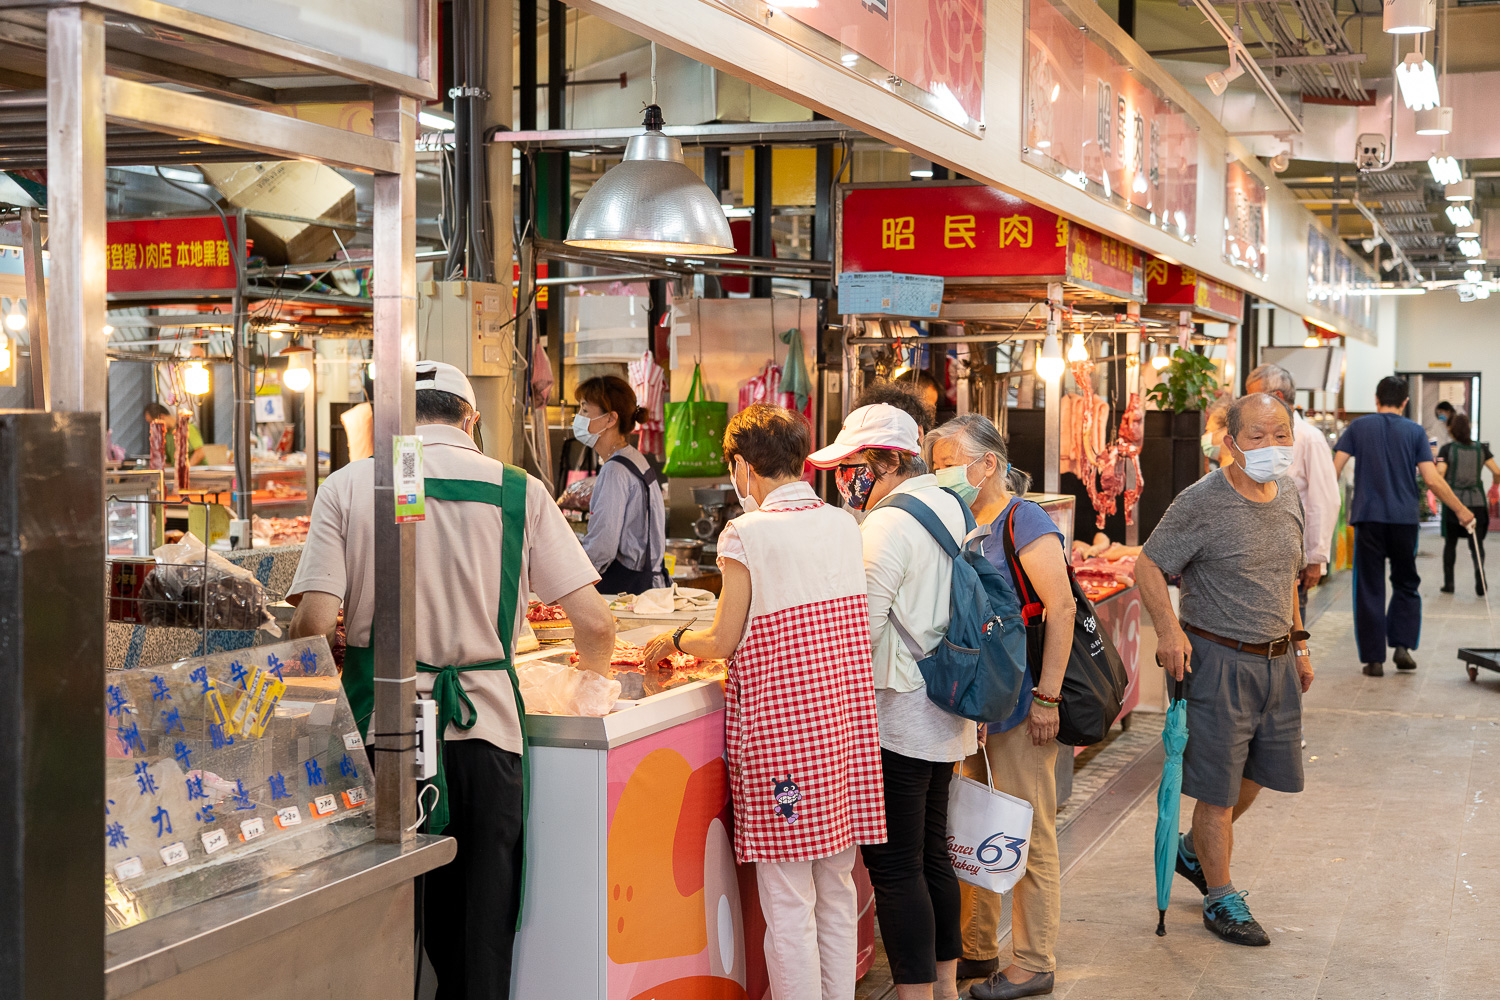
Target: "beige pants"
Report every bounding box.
[958,722,1061,973]
[755,845,859,1000]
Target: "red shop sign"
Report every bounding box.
[512,261,549,309]
[841,184,1143,300]
[1145,259,1244,322]
[107,216,239,295]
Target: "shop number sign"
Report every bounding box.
[106,215,240,295]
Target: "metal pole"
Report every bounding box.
[1043,281,1063,494]
[45,6,107,424]
[371,91,418,844]
[232,208,254,542]
[812,142,833,302]
[1125,301,1141,546]
[19,207,48,411]
[752,144,773,299]
[305,342,318,507]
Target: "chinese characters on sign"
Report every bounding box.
[1146,259,1246,323]
[1024,0,1198,242]
[106,216,240,295]
[842,184,1144,301]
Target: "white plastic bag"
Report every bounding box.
[517,661,621,717]
[946,754,1034,894]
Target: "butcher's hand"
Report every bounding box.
[1156,623,1192,682]
[642,632,676,670]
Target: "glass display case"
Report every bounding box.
[103,637,377,931]
[107,469,166,557]
[1028,492,1077,552]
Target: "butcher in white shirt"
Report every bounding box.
[1246,363,1341,612]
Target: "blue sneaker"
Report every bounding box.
[1203,891,1270,946]
[1176,834,1208,895]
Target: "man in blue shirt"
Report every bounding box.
[1334,376,1475,676]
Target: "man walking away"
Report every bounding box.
[1333,376,1475,676]
[1245,364,1339,619]
[1136,394,1313,947]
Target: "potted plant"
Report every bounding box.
[1145,348,1220,413]
[1138,349,1223,536]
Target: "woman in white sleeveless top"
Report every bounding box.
[644,404,885,1000]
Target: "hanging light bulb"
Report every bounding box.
[182,360,211,396]
[5,306,24,331]
[1151,343,1172,371]
[1036,333,1065,381]
[1067,333,1089,363]
[1304,336,1321,348]
[279,344,314,392]
[564,105,735,255]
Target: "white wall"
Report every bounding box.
[1395,292,1500,444]
[1345,297,1399,411]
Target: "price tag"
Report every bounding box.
[312,794,339,817]
[159,842,190,867]
[394,435,426,523]
[114,856,145,881]
[341,786,368,809]
[275,806,302,829]
[239,817,265,842]
[201,829,230,854]
[343,731,364,750]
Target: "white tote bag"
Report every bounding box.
[946,754,1035,894]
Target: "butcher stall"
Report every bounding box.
[836,181,1155,769]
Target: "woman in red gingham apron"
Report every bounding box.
[644,404,884,1000]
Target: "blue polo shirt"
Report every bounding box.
[1334,412,1434,525]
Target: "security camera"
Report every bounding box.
[1356,133,1387,171]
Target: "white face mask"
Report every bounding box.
[571,412,602,449]
[731,457,758,513]
[1236,444,1294,483]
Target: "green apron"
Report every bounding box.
[341,464,531,922]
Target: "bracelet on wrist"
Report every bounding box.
[1032,687,1061,706]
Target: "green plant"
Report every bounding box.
[1145,349,1220,412]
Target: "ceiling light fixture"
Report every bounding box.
[1446,204,1474,228]
[1361,235,1384,253]
[1205,55,1245,96]
[1459,238,1482,257]
[1458,222,1480,239]
[279,344,314,393]
[1068,333,1089,363]
[1465,269,1484,282]
[1036,333,1066,381]
[1304,336,1321,348]
[564,104,735,255]
[1384,0,1436,34]
[1429,155,1462,186]
[1397,53,1441,110]
[1415,106,1453,135]
[4,307,24,331]
[1151,345,1172,371]
[1446,178,1475,201]
[182,360,211,396]
[417,111,454,131]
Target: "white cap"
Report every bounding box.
[415,360,477,408]
[807,403,921,468]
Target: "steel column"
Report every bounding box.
[371,92,418,843]
[752,144,773,300]
[304,348,318,507]
[812,143,833,301]
[1043,281,1064,494]
[19,207,48,411]
[45,6,106,420]
[1124,301,1141,546]
[232,210,254,538]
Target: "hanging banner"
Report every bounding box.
[1145,260,1245,323]
[107,216,239,297]
[840,184,1144,301]
[1224,161,1269,278]
[1023,0,1199,244]
[713,0,984,133]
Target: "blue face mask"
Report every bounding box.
[1438,413,1449,424]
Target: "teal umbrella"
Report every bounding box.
[1154,674,1189,935]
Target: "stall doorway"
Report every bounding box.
[1398,371,1481,448]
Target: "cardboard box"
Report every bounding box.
[197,162,357,265]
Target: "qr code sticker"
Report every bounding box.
[401,450,417,479]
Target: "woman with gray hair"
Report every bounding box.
[928,414,1074,1000]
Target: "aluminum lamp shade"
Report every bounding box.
[1446,179,1476,202]
[1384,0,1435,33]
[1415,106,1453,136]
[565,106,735,256]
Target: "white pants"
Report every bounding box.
[755,845,859,1000]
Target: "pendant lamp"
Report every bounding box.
[565,105,736,255]
[279,344,314,392]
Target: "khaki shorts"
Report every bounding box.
[1181,633,1305,808]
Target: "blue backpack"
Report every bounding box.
[882,490,1030,724]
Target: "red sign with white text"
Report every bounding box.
[106,216,239,294]
[1145,259,1244,322]
[841,184,1143,300]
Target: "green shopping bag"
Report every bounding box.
[662,365,728,477]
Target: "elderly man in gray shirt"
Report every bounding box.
[1137,394,1314,949]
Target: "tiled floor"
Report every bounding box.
[860,525,1500,999]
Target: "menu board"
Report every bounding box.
[103,637,376,930]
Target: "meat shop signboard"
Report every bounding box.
[841,184,1144,301]
[1145,259,1245,323]
[1023,0,1199,244]
[107,216,239,297]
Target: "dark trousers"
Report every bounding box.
[860,748,963,985]
[1442,505,1491,589]
[424,740,524,1000]
[1352,522,1422,665]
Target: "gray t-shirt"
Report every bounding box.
[1142,468,1306,644]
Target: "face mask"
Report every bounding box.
[1200,432,1220,461]
[1438,413,1449,424]
[731,457,758,514]
[934,456,1001,506]
[571,412,601,449]
[1236,444,1294,483]
[835,464,879,511]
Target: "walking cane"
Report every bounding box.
[1466,526,1497,648]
